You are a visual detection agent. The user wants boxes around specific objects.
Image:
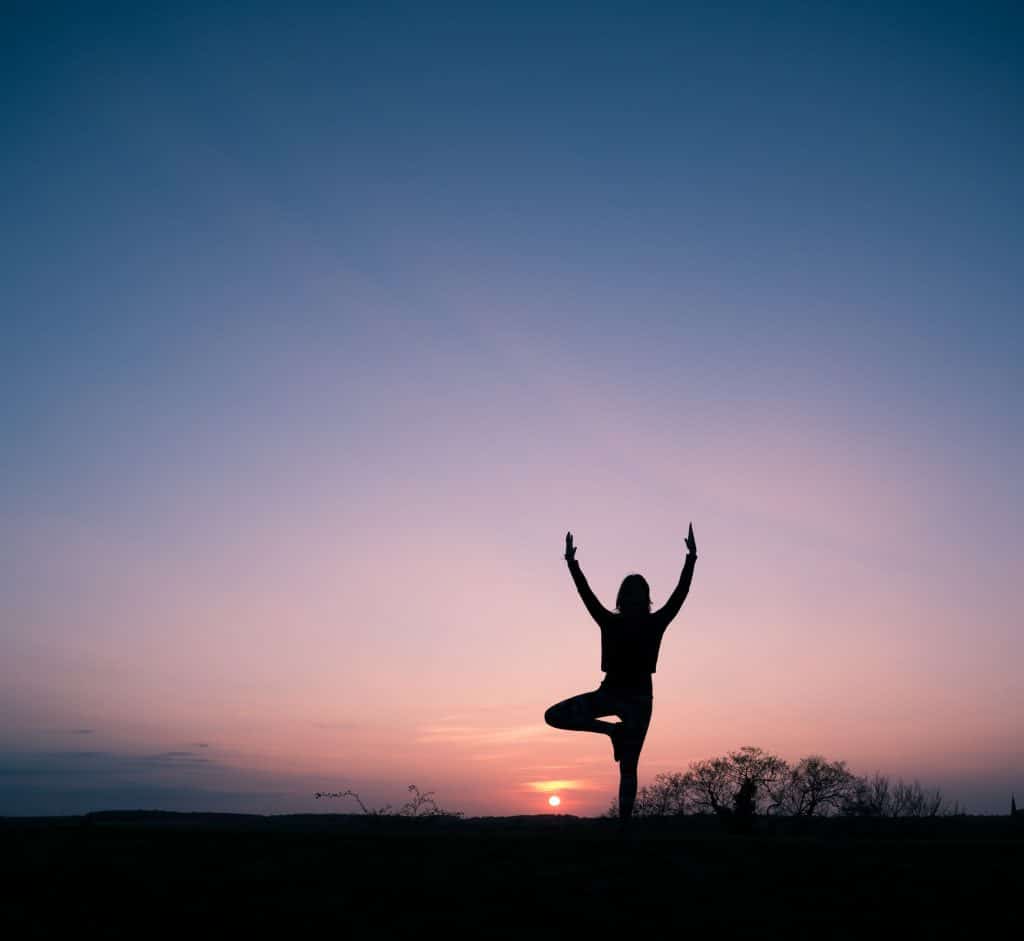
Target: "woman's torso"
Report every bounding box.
[599,612,665,694]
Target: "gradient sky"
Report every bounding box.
[2,1,1021,817]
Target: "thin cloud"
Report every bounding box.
[143,752,212,765]
[0,749,216,780]
[435,702,542,722]
[415,723,548,746]
[0,746,306,815]
[521,779,596,794]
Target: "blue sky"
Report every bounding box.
[2,2,1021,816]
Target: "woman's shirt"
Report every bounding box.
[567,553,697,695]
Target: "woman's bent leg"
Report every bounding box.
[544,690,617,737]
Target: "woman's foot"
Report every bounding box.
[610,723,624,762]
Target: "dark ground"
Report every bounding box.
[3,812,1021,936]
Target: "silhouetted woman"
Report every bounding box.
[544,524,698,820]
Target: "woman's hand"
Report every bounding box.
[685,522,697,557]
[564,531,577,562]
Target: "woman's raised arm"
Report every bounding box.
[565,531,613,628]
[653,523,698,630]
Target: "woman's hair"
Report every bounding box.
[615,573,652,614]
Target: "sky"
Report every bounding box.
[2,1,1021,817]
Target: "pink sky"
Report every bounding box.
[4,329,1020,815]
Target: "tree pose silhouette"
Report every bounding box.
[544,524,698,820]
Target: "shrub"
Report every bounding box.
[314,784,464,818]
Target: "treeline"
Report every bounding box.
[606,746,966,819]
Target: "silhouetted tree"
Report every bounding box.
[682,755,734,815]
[733,778,757,816]
[726,745,788,815]
[840,774,953,817]
[728,778,758,832]
[642,771,691,816]
[681,746,787,817]
[773,755,858,816]
[842,771,892,816]
[889,778,947,817]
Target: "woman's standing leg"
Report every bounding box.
[618,748,641,819]
[615,694,653,820]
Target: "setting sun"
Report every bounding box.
[548,795,560,807]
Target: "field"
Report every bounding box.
[3,812,1021,936]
